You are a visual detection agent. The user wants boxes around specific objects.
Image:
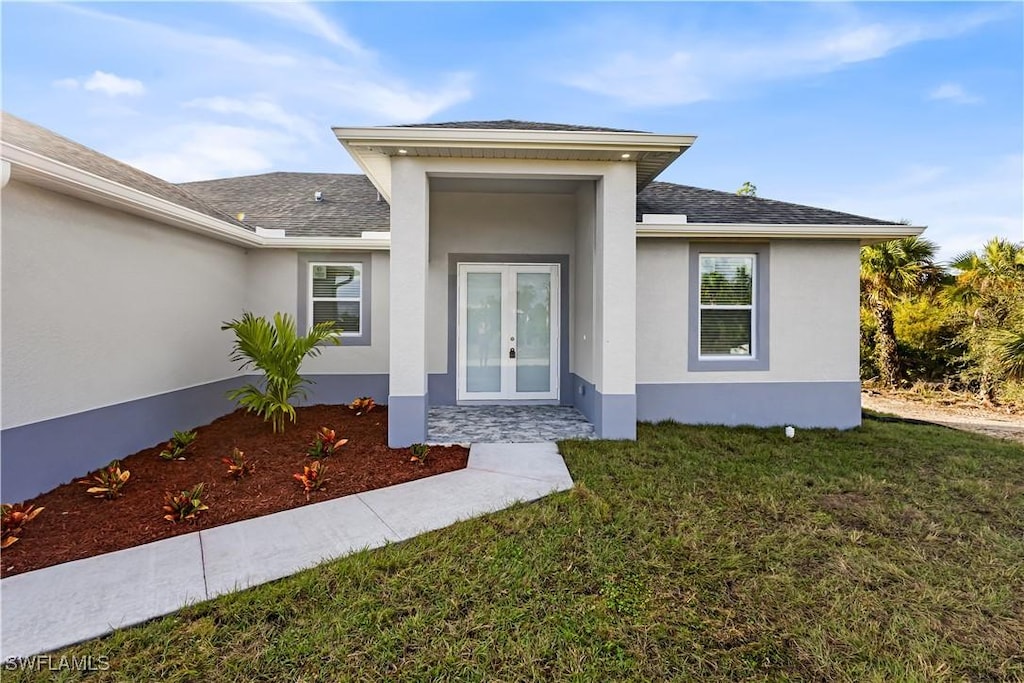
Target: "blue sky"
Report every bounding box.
[2,1,1021,258]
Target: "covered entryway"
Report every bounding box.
[333,122,698,446]
[457,263,560,402]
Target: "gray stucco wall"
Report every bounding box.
[246,249,391,380]
[636,238,861,384]
[1,180,248,430]
[1,180,252,500]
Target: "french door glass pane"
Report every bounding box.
[465,272,502,393]
[516,271,551,392]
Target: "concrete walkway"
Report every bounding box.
[0,443,574,659]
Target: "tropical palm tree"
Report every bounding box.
[860,236,942,388]
[946,238,1024,399]
[221,312,340,433]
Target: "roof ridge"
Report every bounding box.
[387,119,648,133]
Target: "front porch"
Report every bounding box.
[427,405,595,443]
[329,124,689,447]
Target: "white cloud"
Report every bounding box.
[63,4,298,68]
[122,124,294,182]
[184,96,320,141]
[808,155,1024,260]
[52,70,145,97]
[58,3,472,122]
[563,11,998,106]
[84,71,145,97]
[327,71,474,123]
[928,82,983,105]
[246,1,368,57]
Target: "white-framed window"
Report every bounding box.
[309,262,362,335]
[698,254,756,358]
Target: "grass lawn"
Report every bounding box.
[9,415,1023,681]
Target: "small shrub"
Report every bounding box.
[80,461,131,499]
[409,443,430,465]
[1,503,44,548]
[308,427,348,458]
[221,312,340,433]
[223,448,256,479]
[159,430,198,460]
[163,483,209,523]
[349,396,376,416]
[294,460,328,501]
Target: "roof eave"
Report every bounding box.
[333,126,696,198]
[635,222,926,243]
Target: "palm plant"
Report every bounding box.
[222,312,340,433]
[993,329,1024,380]
[860,236,942,388]
[945,238,1024,399]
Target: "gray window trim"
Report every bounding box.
[688,242,770,372]
[297,252,372,347]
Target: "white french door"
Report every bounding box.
[456,263,560,401]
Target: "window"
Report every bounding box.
[310,262,362,335]
[699,254,755,358]
[688,244,769,372]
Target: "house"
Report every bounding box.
[0,113,922,501]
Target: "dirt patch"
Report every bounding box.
[1,405,468,578]
[819,492,869,512]
[862,392,1024,445]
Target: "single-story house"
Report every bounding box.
[0,113,922,501]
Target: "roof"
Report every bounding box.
[637,182,895,226]
[181,172,390,237]
[3,111,896,235]
[183,173,897,235]
[0,112,249,230]
[389,120,646,133]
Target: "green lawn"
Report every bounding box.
[11,416,1024,682]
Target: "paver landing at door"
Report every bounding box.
[427,406,596,443]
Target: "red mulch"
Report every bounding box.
[1,405,467,578]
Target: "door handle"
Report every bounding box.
[509,347,516,359]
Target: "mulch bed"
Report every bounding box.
[1,405,467,578]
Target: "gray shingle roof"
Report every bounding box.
[3,111,894,234]
[637,182,896,226]
[183,174,894,236]
[181,172,390,237]
[1,112,250,229]
[390,120,646,133]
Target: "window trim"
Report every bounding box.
[697,253,756,361]
[296,252,372,347]
[687,243,770,372]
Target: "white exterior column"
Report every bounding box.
[593,163,637,438]
[387,158,429,446]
